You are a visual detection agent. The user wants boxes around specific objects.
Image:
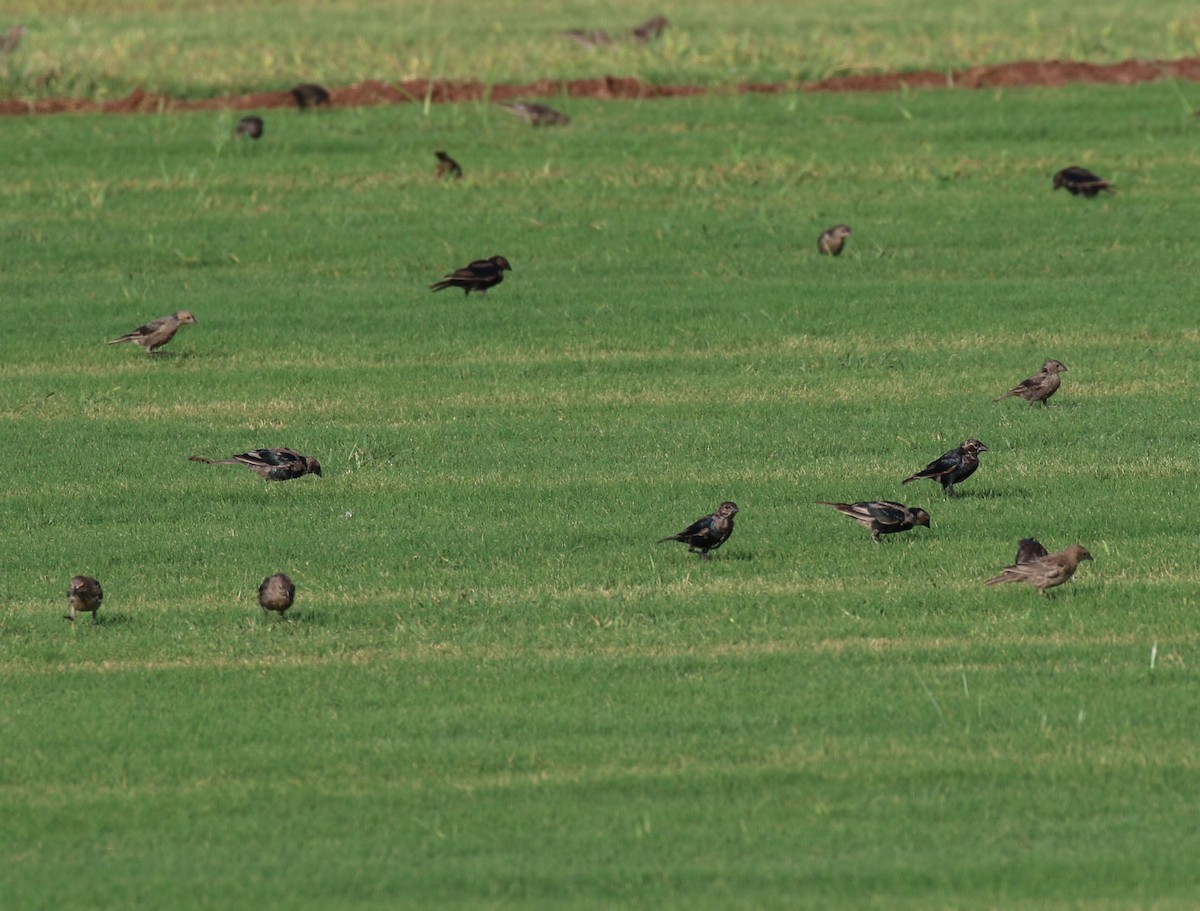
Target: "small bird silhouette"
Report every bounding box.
[189,448,322,481]
[657,501,738,560]
[499,102,571,126]
[818,224,852,256]
[1053,166,1112,197]
[430,255,512,296]
[435,150,463,179]
[902,439,988,497]
[1015,537,1049,565]
[986,542,1092,594]
[66,575,103,623]
[291,83,330,110]
[630,15,669,42]
[994,359,1068,407]
[107,310,197,355]
[817,500,930,543]
[234,115,264,139]
[258,573,296,618]
[0,24,24,54]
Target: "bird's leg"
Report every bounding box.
[871,530,881,543]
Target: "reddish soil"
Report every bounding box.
[4,58,1200,117]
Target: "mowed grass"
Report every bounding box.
[3,84,1200,908]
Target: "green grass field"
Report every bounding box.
[4,61,1200,911]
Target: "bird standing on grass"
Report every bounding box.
[66,575,103,623]
[430,256,512,296]
[235,116,264,139]
[258,573,296,618]
[107,310,197,355]
[1053,166,1112,197]
[291,83,330,110]
[435,150,463,179]
[630,15,669,42]
[818,224,852,256]
[657,501,738,560]
[986,541,1092,594]
[499,102,571,126]
[994,359,1068,407]
[902,439,988,497]
[189,448,322,481]
[817,500,930,543]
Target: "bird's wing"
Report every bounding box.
[1016,538,1049,564]
[907,452,959,481]
[865,501,909,526]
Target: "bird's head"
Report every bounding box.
[1052,170,1067,190]
[304,457,323,477]
[912,508,931,528]
[962,439,988,453]
[175,310,198,324]
[833,224,852,238]
[1068,544,1093,562]
[1044,359,1067,374]
[491,256,512,271]
[718,501,739,518]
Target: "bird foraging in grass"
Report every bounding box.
[258,573,296,618]
[993,359,1068,407]
[234,115,264,139]
[657,501,738,560]
[817,500,930,543]
[291,83,330,110]
[818,224,852,256]
[430,255,511,296]
[902,439,988,497]
[66,575,103,623]
[630,15,669,42]
[107,310,197,355]
[435,150,463,179]
[499,102,571,126]
[986,542,1092,594]
[1053,166,1112,197]
[189,448,322,481]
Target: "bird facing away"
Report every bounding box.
[902,439,989,497]
[234,115,264,139]
[435,150,463,179]
[258,573,296,618]
[107,310,197,355]
[0,24,24,54]
[986,542,1092,595]
[1015,537,1049,565]
[430,255,512,296]
[630,15,669,42]
[66,575,103,623]
[499,102,571,126]
[189,448,322,481]
[657,501,738,560]
[817,500,930,543]
[1053,166,1112,197]
[560,28,612,48]
[291,83,330,110]
[993,359,1068,407]
[818,224,852,256]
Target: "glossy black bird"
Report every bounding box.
[258,573,296,618]
[657,501,738,560]
[818,224,852,256]
[107,310,197,355]
[1015,537,1049,565]
[499,102,571,126]
[235,115,264,139]
[430,255,512,296]
[189,447,322,481]
[817,500,930,543]
[986,543,1092,594]
[994,359,1068,407]
[66,575,103,623]
[902,439,988,497]
[1053,166,1112,197]
[291,83,330,110]
[435,150,463,179]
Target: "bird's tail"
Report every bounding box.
[991,391,1014,403]
[656,535,680,544]
[900,475,917,485]
[106,334,133,345]
[429,279,452,292]
[985,572,1014,587]
[814,500,848,509]
[188,455,215,464]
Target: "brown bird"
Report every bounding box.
[107,310,197,355]
[630,15,669,42]
[235,115,264,139]
[657,501,738,559]
[258,573,296,618]
[817,500,930,543]
[902,439,988,497]
[986,542,1092,594]
[993,359,1068,407]
[66,575,103,623]
[435,150,463,179]
[560,28,612,48]
[430,255,512,296]
[189,448,322,481]
[1015,537,1049,565]
[499,102,571,127]
[1052,166,1112,197]
[818,224,852,256]
[291,83,330,110]
[0,24,24,54]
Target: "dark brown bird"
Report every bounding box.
[657,501,738,559]
[189,448,322,481]
[902,439,988,497]
[66,575,103,623]
[235,115,264,139]
[430,255,512,296]
[258,573,296,618]
[560,28,612,48]
[986,543,1092,594]
[1053,166,1112,197]
[817,500,930,543]
[107,310,197,355]
[818,224,852,256]
[435,150,463,179]
[630,15,669,42]
[0,24,24,54]
[994,359,1068,407]
[500,102,571,127]
[291,83,330,110]
[1015,537,1049,565]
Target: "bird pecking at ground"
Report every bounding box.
[258,573,296,618]
[902,439,988,497]
[66,575,103,623]
[986,541,1092,594]
[435,150,463,179]
[234,115,264,139]
[817,500,930,543]
[818,224,852,256]
[993,359,1068,407]
[1053,166,1112,197]
[189,448,322,481]
[107,310,197,355]
[291,83,330,110]
[430,255,512,296]
[657,501,738,560]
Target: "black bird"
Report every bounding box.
[986,543,1092,594]
[235,115,264,139]
[817,500,930,543]
[1053,166,1112,197]
[1015,537,1049,565]
[189,447,322,481]
[994,359,1068,407]
[258,573,296,618]
[818,224,852,256]
[66,575,103,623]
[291,83,330,110]
[499,102,571,126]
[435,150,463,179]
[430,255,512,296]
[630,15,669,42]
[657,501,738,560]
[107,310,197,355]
[902,439,988,497]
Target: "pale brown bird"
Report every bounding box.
[0,24,24,54]
[235,115,264,139]
[993,359,1068,407]
[107,310,197,355]
[818,224,852,256]
[1053,166,1112,197]
[500,102,571,126]
[291,83,330,110]
[435,150,463,179]
[189,448,322,481]
[258,573,296,618]
[817,500,930,543]
[630,15,669,42]
[986,543,1092,594]
[66,575,103,623]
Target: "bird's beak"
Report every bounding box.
[979,444,989,452]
